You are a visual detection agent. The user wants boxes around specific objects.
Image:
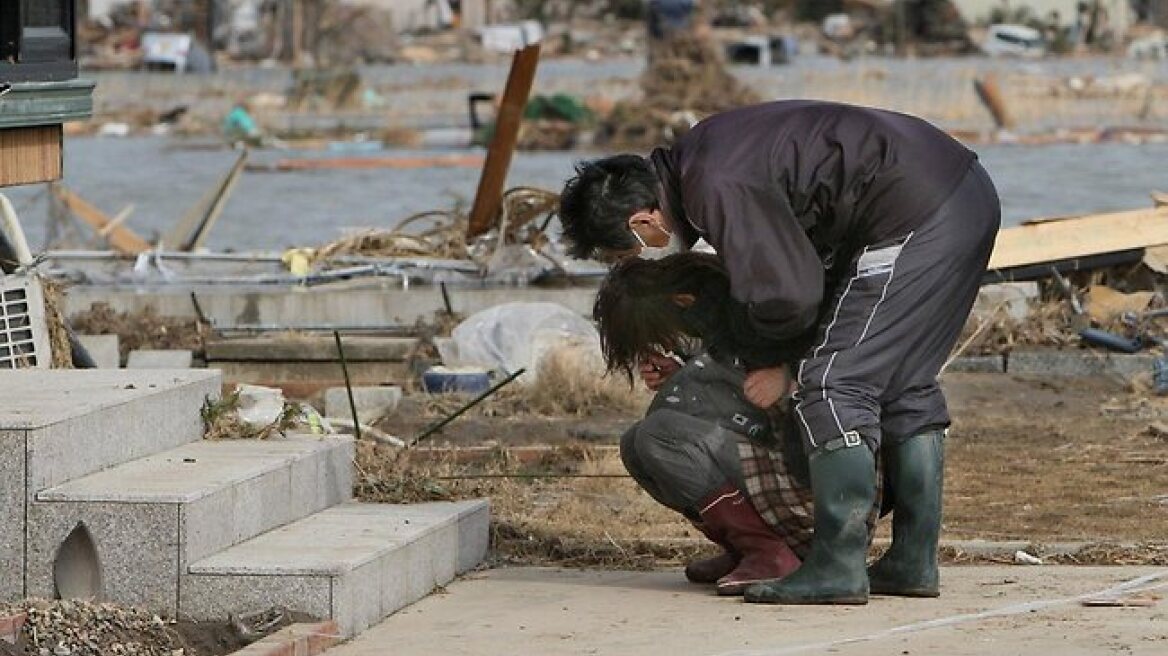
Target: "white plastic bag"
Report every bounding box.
[236,384,286,429]
[438,302,602,383]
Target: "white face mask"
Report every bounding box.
[632,225,687,260]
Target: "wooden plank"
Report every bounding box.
[247,153,484,172]
[205,335,417,362]
[987,206,1168,272]
[184,148,248,251]
[467,43,541,238]
[211,360,410,386]
[0,125,61,186]
[53,184,153,254]
[973,74,1013,130]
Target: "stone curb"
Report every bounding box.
[923,539,1094,557]
[949,350,1161,379]
[228,621,341,656]
[0,611,26,644]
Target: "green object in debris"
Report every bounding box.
[523,93,593,124]
[473,94,592,147]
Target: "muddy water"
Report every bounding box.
[2,136,1167,251]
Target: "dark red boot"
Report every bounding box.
[697,485,801,596]
[684,521,739,584]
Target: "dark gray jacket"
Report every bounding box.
[651,100,975,366]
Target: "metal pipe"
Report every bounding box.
[215,323,414,335]
[0,193,34,266]
[333,331,362,442]
[408,368,527,448]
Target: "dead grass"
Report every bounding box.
[40,276,75,369]
[956,300,1079,357]
[200,390,302,441]
[416,349,651,420]
[944,375,1168,544]
[69,302,209,361]
[353,441,704,569]
[364,374,1168,569]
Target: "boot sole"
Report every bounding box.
[746,594,869,605]
[869,587,940,598]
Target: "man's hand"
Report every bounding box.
[744,365,792,409]
[639,353,682,391]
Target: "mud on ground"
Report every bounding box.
[363,373,1168,568]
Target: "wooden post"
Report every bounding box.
[466,43,540,239]
[291,0,303,64]
[973,74,1014,131]
[0,126,62,187]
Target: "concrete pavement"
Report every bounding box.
[326,565,1168,655]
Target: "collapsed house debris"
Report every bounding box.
[596,34,761,148]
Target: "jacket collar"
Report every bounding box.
[649,147,700,247]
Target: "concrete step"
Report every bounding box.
[182,500,490,637]
[26,434,354,614]
[0,369,220,602]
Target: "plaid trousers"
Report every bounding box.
[739,438,884,560]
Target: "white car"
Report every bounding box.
[141,32,193,72]
[1129,33,1168,60]
[982,24,1045,58]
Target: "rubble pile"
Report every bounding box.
[596,34,761,148]
[2,600,186,656]
[69,303,208,360]
[315,187,559,264]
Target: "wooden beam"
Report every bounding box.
[988,206,1168,272]
[973,74,1013,130]
[249,153,483,172]
[165,149,249,252]
[467,43,541,239]
[53,184,152,254]
[0,125,61,186]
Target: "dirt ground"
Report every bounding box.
[363,372,1168,567]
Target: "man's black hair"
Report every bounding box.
[559,154,659,259]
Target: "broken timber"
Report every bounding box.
[984,203,1168,283]
[467,43,542,239]
[52,183,152,254]
[165,149,248,251]
[245,153,484,173]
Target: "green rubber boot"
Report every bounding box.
[743,442,876,605]
[867,430,945,597]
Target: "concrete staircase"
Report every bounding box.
[0,369,489,638]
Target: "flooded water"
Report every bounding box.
[2,136,1167,251]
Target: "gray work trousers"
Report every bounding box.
[620,409,748,519]
[794,161,1001,452]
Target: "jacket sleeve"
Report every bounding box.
[693,175,825,368]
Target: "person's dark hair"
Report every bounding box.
[594,252,728,383]
[559,154,659,259]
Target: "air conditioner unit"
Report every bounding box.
[0,273,50,369]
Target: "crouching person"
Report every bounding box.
[594,253,881,595]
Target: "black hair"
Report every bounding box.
[559,154,660,259]
[593,252,729,383]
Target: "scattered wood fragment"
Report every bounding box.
[988,205,1168,274]
[1081,593,1161,607]
[246,154,484,172]
[327,417,406,448]
[468,43,542,239]
[52,184,152,254]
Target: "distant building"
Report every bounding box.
[1136,0,1168,26]
[951,0,1132,30]
[343,0,455,33]
[460,0,518,30]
